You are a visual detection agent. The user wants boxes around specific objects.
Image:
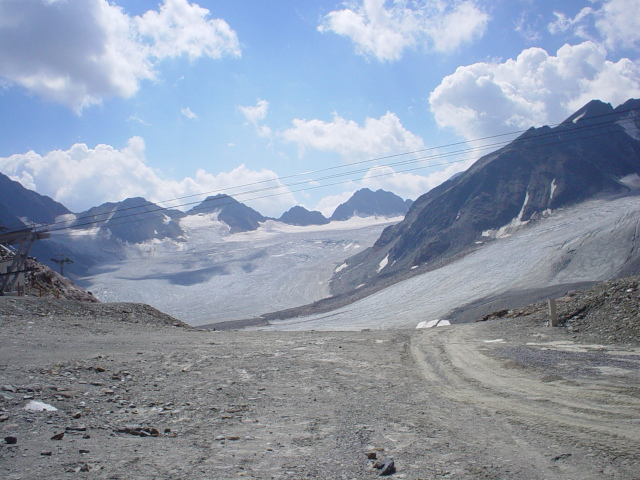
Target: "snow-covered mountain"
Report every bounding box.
[330,99,640,296]
[186,194,266,233]
[70,197,185,244]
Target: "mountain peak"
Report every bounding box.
[562,99,613,125]
[187,195,265,233]
[279,206,329,226]
[330,188,410,221]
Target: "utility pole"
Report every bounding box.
[51,255,73,276]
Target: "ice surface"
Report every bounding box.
[257,194,640,331]
[82,217,400,325]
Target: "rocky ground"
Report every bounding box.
[0,279,639,479]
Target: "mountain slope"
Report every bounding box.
[0,171,71,229]
[330,188,411,221]
[330,99,640,295]
[72,197,185,244]
[186,194,266,233]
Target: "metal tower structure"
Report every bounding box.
[0,228,50,296]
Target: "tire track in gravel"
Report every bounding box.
[410,320,640,459]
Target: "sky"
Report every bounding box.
[1,0,639,218]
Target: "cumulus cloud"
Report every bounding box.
[181,107,197,119]
[238,99,272,138]
[595,0,640,49]
[0,0,240,111]
[282,112,424,160]
[549,0,640,50]
[0,138,295,217]
[429,41,640,140]
[319,0,488,61]
[314,190,357,218]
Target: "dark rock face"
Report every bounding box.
[186,194,266,233]
[0,172,70,229]
[73,197,185,244]
[278,206,329,226]
[330,188,411,221]
[330,99,640,295]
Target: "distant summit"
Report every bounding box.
[278,206,329,226]
[187,194,266,233]
[330,188,411,221]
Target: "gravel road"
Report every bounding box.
[1,297,639,479]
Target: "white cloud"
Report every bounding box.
[238,99,272,138]
[0,0,240,111]
[319,0,488,62]
[595,0,640,49]
[549,0,640,50]
[361,166,435,200]
[282,112,424,160]
[181,107,197,119]
[135,0,241,60]
[429,41,640,140]
[314,190,356,218]
[0,137,295,218]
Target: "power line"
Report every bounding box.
[2,105,638,236]
[45,114,638,237]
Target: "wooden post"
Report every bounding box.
[548,298,558,327]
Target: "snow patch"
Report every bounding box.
[572,111,586,123]
[162,214,171,225]
[378,255,389,273]
[550,178,557,200]
[335,262,348,273]
[619,173,640,189]
[24,401,57,412]
[416,319,451,329]
[482,191,530,239]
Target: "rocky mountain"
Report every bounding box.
[278,206,329,226]
[0,171,70,230]
[330,188,411,221]
[71,197,185,244]
[330,98,640,295]
[187,194,266,233]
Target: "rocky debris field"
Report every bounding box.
[0,281,639,479]
[0,297,189,329]
[481,275,640,344]
[23,258,99,303]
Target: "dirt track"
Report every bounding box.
[1,298,639,479]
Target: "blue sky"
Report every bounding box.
[1,0,639,217]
